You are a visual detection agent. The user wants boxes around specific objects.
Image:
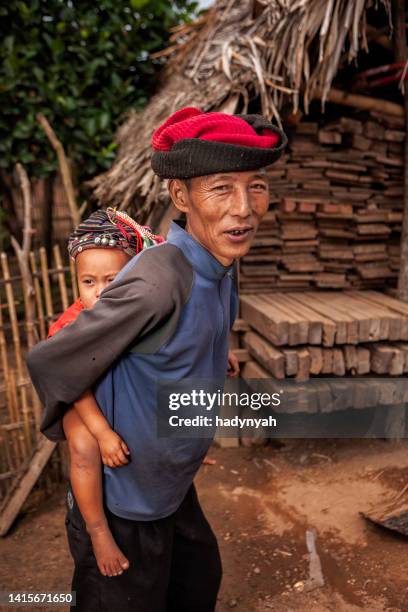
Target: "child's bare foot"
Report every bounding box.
[87,522,129,577]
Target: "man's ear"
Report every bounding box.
[168,179,190,214]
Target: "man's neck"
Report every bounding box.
[184,220,234,268]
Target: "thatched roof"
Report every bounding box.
[90,0,391,218]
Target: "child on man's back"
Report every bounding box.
[48,208,164,577]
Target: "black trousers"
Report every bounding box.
[65,483,222,612]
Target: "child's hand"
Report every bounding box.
[227,349,240,377]
[97,430,130,468]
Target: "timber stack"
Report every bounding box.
[240,110,404,293]
[241,291,408,382]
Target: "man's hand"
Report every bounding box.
[227,349,240,377]
[97,430,130,468]
[202,455,216,465]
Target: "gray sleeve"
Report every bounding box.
[26,244,193,440]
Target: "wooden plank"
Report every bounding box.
[321,349,333,374]
[352,291,408,340]
[352,380,372,409]
[392,343,408,372]
[322,294,370,343]
[283,349,298,376]
[263,295,308,345]
[319,130,342,145]
[264,294,310,344]
[240,295,289,345]
[272,293,323,344]
[330,380,353,411]
[332,348,346,376]
[296,348,310,381]
[299,292,356,344]
[0,438,56,536]
[357,347,370,374]
[344,345,358,373]
[241,360,269,379]
[344,292,401,341]
[365,291,408,316]
[313,272,347,288]
[242,332,285,379]
[389,347,404,376]
[308,347,323,375]
[369,345,395,374]
[288,293,336,346]
[332,293,379,342]
[315,381,334,413]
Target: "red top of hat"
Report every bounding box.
[152,107,280,152]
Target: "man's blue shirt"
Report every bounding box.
[93,221,238,520]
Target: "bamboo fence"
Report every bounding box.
[0,244,77,504]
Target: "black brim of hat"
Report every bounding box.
[151,130,287,179]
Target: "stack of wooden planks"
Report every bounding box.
[241,291,408,381]
[240,110,403,293]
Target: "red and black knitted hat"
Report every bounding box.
[151,107,287,179]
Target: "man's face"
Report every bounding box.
[169,170,269,266]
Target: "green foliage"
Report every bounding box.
[0,0,198,182]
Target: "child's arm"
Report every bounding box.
[73,390,130,468]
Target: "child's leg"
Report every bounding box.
[63,408,129,577]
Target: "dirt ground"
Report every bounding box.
[1,438,408,611]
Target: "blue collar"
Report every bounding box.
[167,220,234,281]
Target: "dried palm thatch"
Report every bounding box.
[90,0,391,219]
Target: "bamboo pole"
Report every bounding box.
[29,251,46,340]
[7,371,28,465]
[0,369,21,475]
[0,426,14,476]
[10,164,37,351]
[39,244,57,481]
[1,254,20,370]
[37,114,81,227]
[53,244,69,311]
[0,469,19,481]
[7,167,43,433]
[314,88,404,117]
[0,293,12,422]
[0,254,32,452]
[7,367,19,425]
[39,247,54,324]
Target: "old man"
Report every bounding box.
[27,107,286,612]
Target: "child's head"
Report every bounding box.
[68,208,164,309]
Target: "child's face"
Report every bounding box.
[76,248,131,309]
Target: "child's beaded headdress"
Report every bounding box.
[68,208,164,260]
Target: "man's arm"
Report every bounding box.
[26,244,193,440]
